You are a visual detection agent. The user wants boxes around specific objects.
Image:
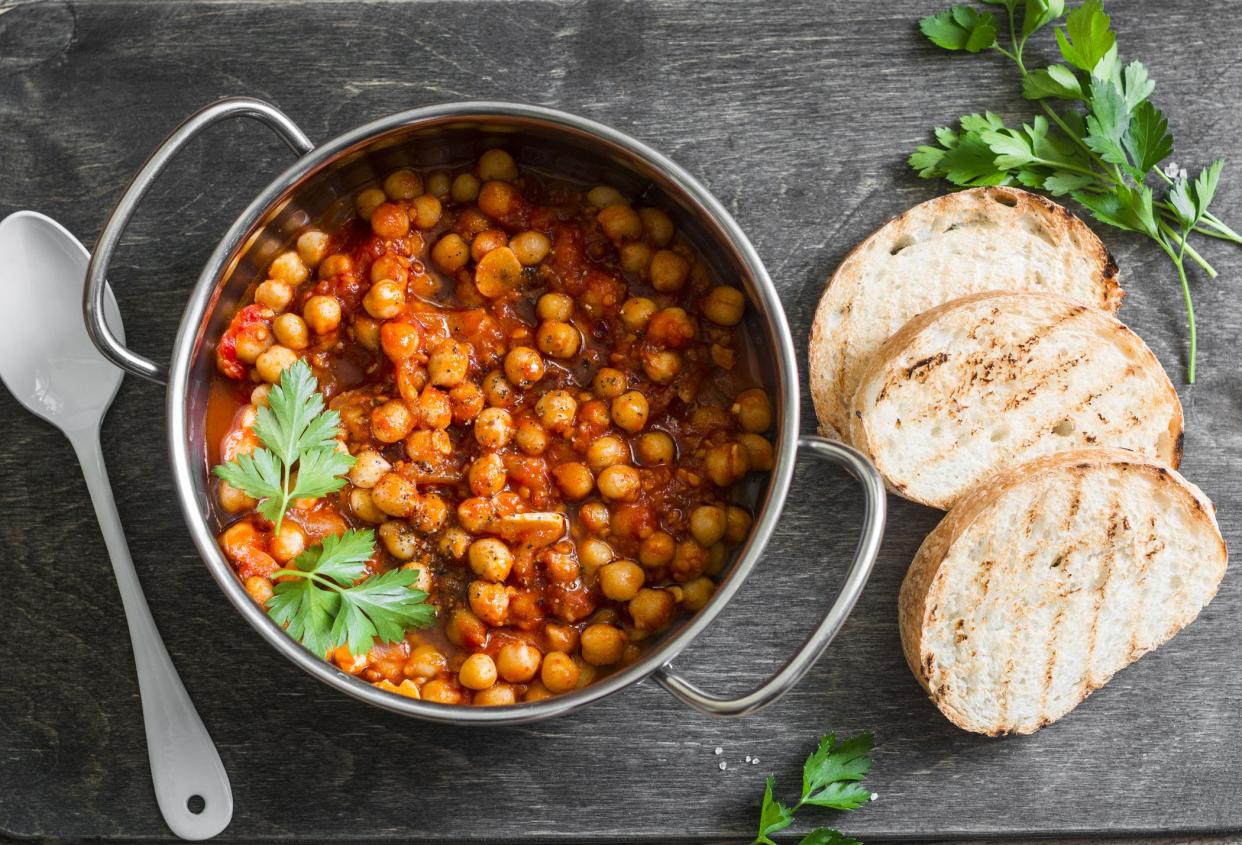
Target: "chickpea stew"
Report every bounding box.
[208,148,775,706]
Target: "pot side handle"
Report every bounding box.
[84,97,314,385]
[652,435,886,717]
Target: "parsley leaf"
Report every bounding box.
[750,733,875,845]
[920,6,998,53]
[268,528,437,657]
[212,359,355,531]
[1022,64,1083,100]
[1055,0,1115,72]
[1122,100,1173,175]
[1021,0,1065,37]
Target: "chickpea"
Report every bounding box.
[578,501,611,535]
[370,254,409,285]
[250,384,272,407]
[297,230,330,268]
[535,389,578,433]
[478,148,519,182]
[255,279,293,312]
[473,683,516,707]
[468,580,510,627]
[536,320,581,359]
[244,575,274,606]
[432,233,470,272]
[356,187,387,220]
[379,321,421,363]
[586,435,630,472]
[234,323,273,364]
[540,651,580,693]
[451,172,481,203]
[732,388,773,433]
[635,430,676,465]
[544,622,580,653]
[673,539,709,581]
[641,349,682,384]
[269,250,309,286]
[217,480,256,513]
[412,491,449,534]
[610,390,649,433]
[333,645,368,674]
[474,245,523,297]
[469,537,514,582]
[409,194,442,229]
[574,657,597,689]
[478,180,519,219]
[681,576,716,611]
[481,369,515,408]
[437,527,472,561]
[378,519,420,560]
[318,253,353,280]
[640,531,676,568]
[602,213,650,257]
[471,228,509,262]
[425,170,451,198]
[449,381,485,424]
[737,433,775,471]
[580,623,626,666]
[578,537,614,574]
[459,653,498,691]
[458,497,497,533]
[371,202,410,240]
[649,249,690,292]
[648,307,696,348]
[588,367,624,399]
[705,441,751,487]
[272,313,309,350]
[724,505,753,546]
[427,339,470,387]
[503,346,545,388]
[599,559,645,601]
[404,644,447,680]
[689,505,727,547]
[497,641,542,683]
[303,295,342,334]
[514,417,549,455]
[255,345,298,383]
[468,452,508,496]
[629,587,677,632]
[371,399,415,443]
[638,207,675,247]
[348,487,387,524]
[511,231,552,266]
[446,608,488,650]
[474,406,515,449]
[703,285,746,326]
[597,465,640,502]
[383,168,422,200]
[620,297,657,332]
[363,279,406,320]
[421,678,463,704]
[551,462,594,500]
[597,204,642,242]
[525,681,554,702]
[354,317,381,352]
[373,474,419,521]
[411,385,452,430]
[587,185,626,208]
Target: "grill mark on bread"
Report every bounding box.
[1083,491,1122,691]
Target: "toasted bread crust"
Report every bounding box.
[848,291,1183,509]
[898,449,1227,735]
[809,187,1122,441]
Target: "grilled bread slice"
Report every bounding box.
[848,291,1183,509]
[809,187,1122,441]
[899,448,1227,736]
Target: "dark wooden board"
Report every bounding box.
[2,0,1241,840]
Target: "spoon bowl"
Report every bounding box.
[0,212,124,432]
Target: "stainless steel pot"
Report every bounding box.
[83,97,886,725]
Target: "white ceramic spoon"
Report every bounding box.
[0,211,232,840]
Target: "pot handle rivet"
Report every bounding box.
[84,97,314,385]
[652,435,886,717]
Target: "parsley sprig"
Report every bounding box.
[912,0,1240,382]
[268,528,436,657]
[213,359,436,657]
[213,359,355,531]
[753,733,875,845]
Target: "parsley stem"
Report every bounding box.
[1157,219,1217,278]
[1156,234,1198,383]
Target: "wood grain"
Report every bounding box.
[1,0,1240,840]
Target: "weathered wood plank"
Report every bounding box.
[1,0,1241,840]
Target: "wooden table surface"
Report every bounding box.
[2,0,1241,841]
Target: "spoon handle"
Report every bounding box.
[69,430,233,841]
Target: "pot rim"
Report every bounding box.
[166,100,799,724]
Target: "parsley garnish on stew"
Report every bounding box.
[213,358,355,532]
[911,0,1242,383]
[267,528,436,658]
[213,360,436,656]
[753,733,875,845]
